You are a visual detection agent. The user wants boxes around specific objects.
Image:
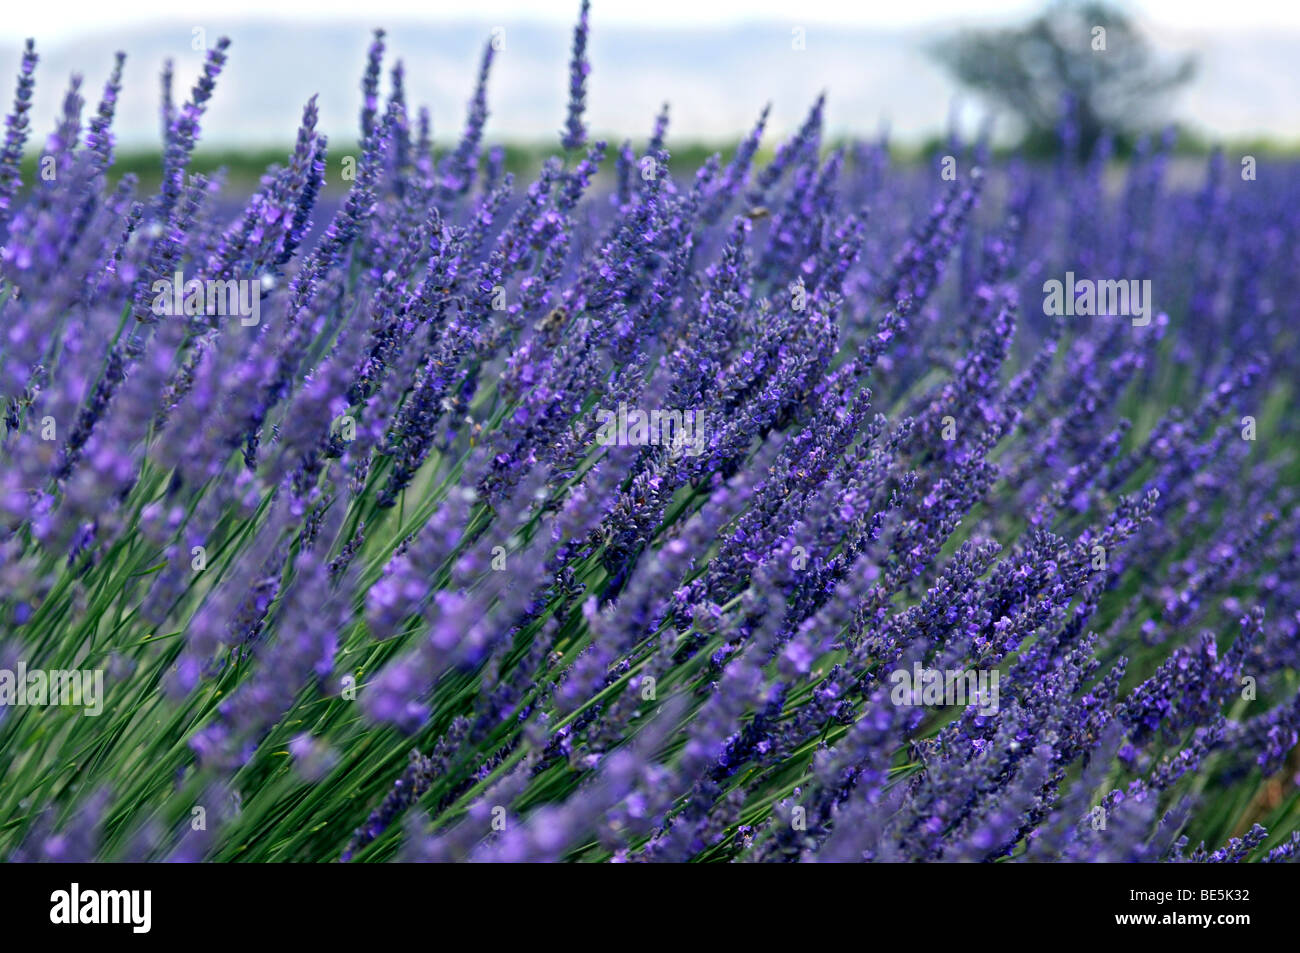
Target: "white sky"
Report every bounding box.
[4,0,1300,40]
[2,1,1296,144]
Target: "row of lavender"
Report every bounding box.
[1,4,1298,862]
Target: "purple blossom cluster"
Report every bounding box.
[1,5,1299,864]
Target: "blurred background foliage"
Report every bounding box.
[17,1,1299,192]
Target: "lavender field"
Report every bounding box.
[1,1,1299,865]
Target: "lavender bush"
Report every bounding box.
[2,4,1299,864]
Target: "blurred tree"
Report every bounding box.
[932,0,1195,158]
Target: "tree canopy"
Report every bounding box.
[933,0,1195,157]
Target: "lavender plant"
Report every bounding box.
[1,5,1298,864]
